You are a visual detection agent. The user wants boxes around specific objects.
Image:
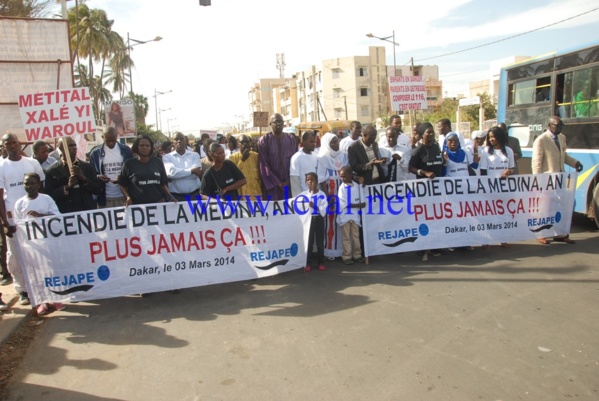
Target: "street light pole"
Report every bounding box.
[366,30,398,76]
[159,108,171,132]
[154,89,172,131]
[366,30,399,114]
[127,33,163,95]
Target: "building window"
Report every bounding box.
[360,106,369,116]
[335,110,344,119]
[332,69,340,79]
[333,88,342,98]
[358,67,368,77]
[360,87,369,97]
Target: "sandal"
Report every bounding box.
[553,236,575,244]
[537,238,549,245]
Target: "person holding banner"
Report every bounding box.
[14,173,64,315]
[480,126,516,248]
[0,133,45,306]
[317,132,347,260]
[298,172,328,272]
[45,136,102,213]
[337,166,366,265]
[408,122,443,180]
[119,135,176,206]
[441,132,478,178]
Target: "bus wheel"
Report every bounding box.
[593,184,599,229]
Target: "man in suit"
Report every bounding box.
[532,115,583,244]
[348,124,387,185]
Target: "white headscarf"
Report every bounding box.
[317,132,348,183]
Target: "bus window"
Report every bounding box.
[559,66,599,118]
[508,76,551,106]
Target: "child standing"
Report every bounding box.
[297,172,328,272]
[14,173,64,316]
[337,166,366,265]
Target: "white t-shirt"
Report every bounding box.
[14,193,60,221]
[289,150,318,193]
[339,136,358,153]
[103,144,125,198]
[296,189,328,217]
[0,157,45,224]
[479,147,515,178]
[444,148,476,178]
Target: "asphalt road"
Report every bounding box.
[4,215,599,401]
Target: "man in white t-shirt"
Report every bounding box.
[339,121,362,153]
[289,131,318,196]
[0,133,45,305]
[89,127,134,208]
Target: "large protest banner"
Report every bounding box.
[16,200,311,306]
[362,173,576,256]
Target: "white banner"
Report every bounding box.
[389,75,427,111]
[362,173,576,256]
[16,199,311,306]
[18,87,96,142]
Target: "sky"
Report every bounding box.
[52,0,598,135]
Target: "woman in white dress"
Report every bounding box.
[317,133,348,260]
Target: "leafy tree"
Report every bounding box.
[127,92,149,125]
[424,97,459,125]
[67,4,126,105]
[0,0,52,17]
[136,123,168,144]
[459,92,497,130]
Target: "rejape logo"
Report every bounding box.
[250,243,298,270]
[378,224,429,247]
[528,212,561,232]
[44,265,111,295]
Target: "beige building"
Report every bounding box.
[248,78,287,128]
[249,47,443,128]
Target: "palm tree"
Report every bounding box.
[74,64,112,123]
[128,92,149,125]
[68,4,127,97]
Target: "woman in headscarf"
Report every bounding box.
[441,132,479,178]
[317,132,348,260]
[442,132,479,251]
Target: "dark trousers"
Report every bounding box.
[307,215,325,266]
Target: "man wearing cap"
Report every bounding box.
[532,115,583,245]
[465,130,486,176]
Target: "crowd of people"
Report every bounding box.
[0,114,583,315]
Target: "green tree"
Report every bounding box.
[128,92,149,125]
[68,4,128,106]
[424,97,459,125]
[74,64,112,123]
[136,123,168,144]
[460,92,497,130]
[0,0,52,17]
